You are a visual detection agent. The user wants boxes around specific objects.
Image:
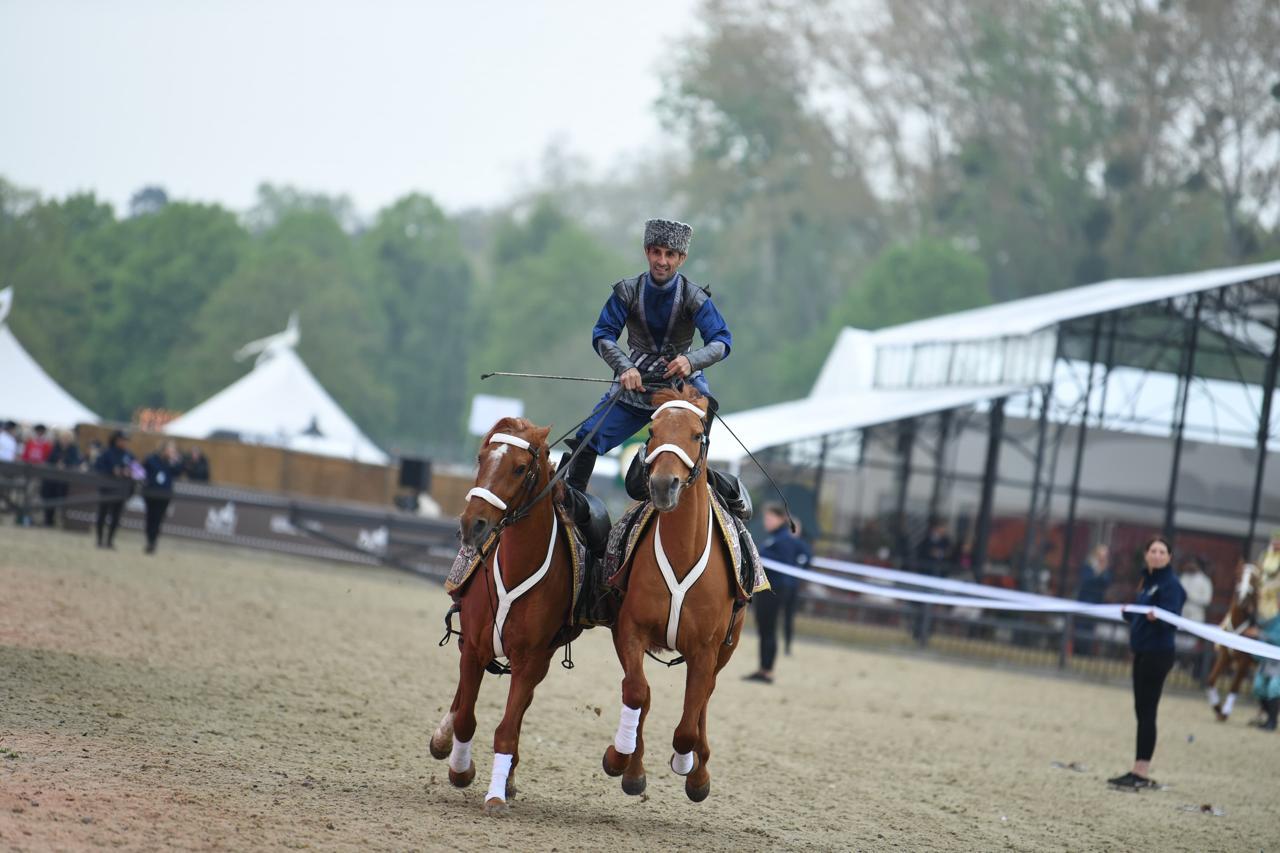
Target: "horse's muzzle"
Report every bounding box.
[650,473,682,512]
[461,515,494,549]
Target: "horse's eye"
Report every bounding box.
[693,432,702,441]
[514,465,527,476]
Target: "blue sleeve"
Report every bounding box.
[1161,581,1187,617]
[693,298,732,355]
[591,293,629,348]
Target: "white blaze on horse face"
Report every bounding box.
[1237,564,1257,603]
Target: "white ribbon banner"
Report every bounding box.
[760,556,1280,662]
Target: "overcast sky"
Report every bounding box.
[1,0,697,216]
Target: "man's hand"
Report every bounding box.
[663,355,693,379]
[619,368,644,392]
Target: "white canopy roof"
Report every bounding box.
[711,383,1025,463]
[0,288,99,427]
[873,259,1280,345]
[165,347,388,465]
[713,260,1280,462]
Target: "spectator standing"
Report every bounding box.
[1108,536,1187,790]
[142,441,183,554]
[744,504,810,684]
[183,447,210,482]
[916,520,953,576]
[1178,556,1213,624]
[782,517,814,656]
[0,421,17,462]
[15,423,52,525]
[93,431,134,549]
[1074,544,1112,656]
[42,431,83,527]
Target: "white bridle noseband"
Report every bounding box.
[644,400,707,469]
[465,433,535,511]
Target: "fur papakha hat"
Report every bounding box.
[643,219,692,254]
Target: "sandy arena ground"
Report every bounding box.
[1,525,1275,851]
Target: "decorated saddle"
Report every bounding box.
[594,493,768,615]
[445,501,591,617]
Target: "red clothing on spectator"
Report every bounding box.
[21,437,53,464]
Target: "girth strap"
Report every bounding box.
[654,503,715,650]
[492,512,558,659]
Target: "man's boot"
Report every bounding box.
[559,444,609,559]
[709,469,753,521]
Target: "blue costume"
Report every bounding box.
[573,270,732,455]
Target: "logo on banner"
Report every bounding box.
[206,502,238,536]
[358,525,389,556]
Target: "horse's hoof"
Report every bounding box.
[602,746,629,777]
[483,798,509,817]
[1215,712,1229,722]
[621,774,647,796]
[448,762,476,788]
[428,735,451,761]
[686,778,711,803]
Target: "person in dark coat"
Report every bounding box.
[183,446,210,482]
[93,431,134,549]
[782,518,814,656]
[1108,536,1186,790]
[42,430,84,527]
[143,441,183,554]
[744,504,810,684]
[1074,543,1112,655]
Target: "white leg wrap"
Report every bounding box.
[1223,693,1237,716]
[614,705,641,755]
[486,752,513,802]
[671,750,695,776]
[1207,686,1220,706]
[449,738,472,773]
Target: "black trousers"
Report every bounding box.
[96,497,124,545]
[1132,649,1176,762]
[754,590,780,671]
[40,480,65,527]
[144,497,170,546]
[780,583,799,653]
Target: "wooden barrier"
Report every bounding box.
[75,424,397,506]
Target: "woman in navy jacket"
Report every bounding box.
[1109,536,1187,789]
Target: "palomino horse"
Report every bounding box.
[602,385,745,803]
[429,418,579,815]
[1205,560,1260,721]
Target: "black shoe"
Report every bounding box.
[1107,772,1155,789]
[742,671,773,684]
[144,542,156,555]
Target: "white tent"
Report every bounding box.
[0,287,99,427]
[165,343,388,465]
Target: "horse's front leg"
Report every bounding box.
[672,648,718,803]
[484,647,554,816]
[1221,654,1252,721]
[604,623,651,794]
[1205,649,1227,711]
[444,642,487,787]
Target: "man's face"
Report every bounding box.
[763,510,785,533]
[645,245,686,284]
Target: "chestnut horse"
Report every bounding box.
[428,418,579,815]
[1205,560,1260,721]
[602,386,745,803]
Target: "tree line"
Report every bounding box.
[2,0,1277,459]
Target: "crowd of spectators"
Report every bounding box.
[0,422,211,553]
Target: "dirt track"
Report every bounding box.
[1,524,1275,851]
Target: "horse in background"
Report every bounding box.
[429,418,580,815]
[1205,560,1260,721]
[601,385,748,803]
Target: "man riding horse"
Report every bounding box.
[561,218,751,525]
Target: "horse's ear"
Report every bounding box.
[533,424,552,446]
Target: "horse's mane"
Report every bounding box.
[650,383,706,409]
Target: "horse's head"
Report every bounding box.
[1236,562,1261,616]
[644,385,709,513]
[459,418,551,549]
